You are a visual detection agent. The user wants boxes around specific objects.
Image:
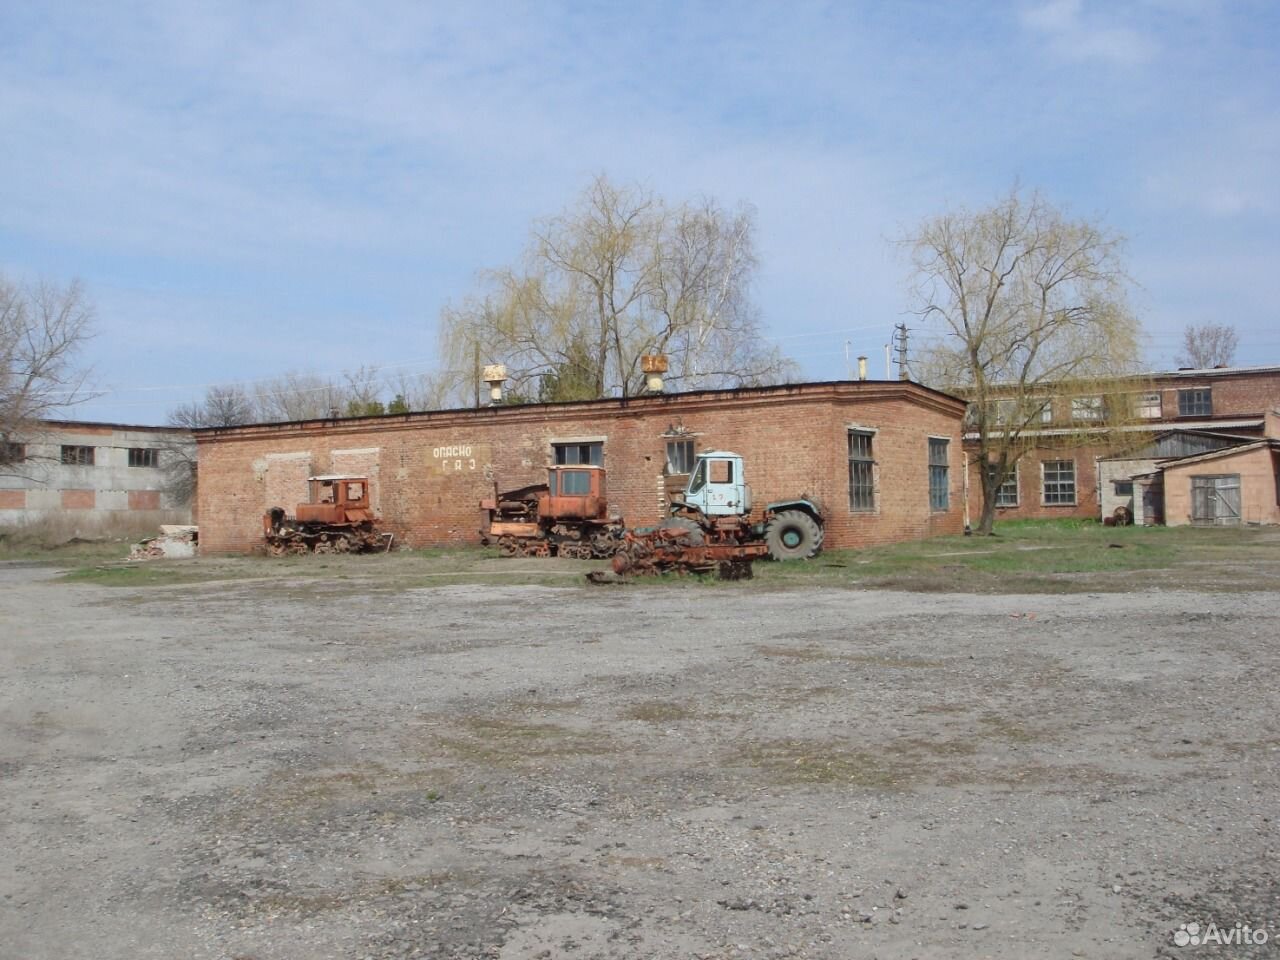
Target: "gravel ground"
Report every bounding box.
[1,560,1277,959]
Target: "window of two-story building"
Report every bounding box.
[928,438,949,511]
[1137,392,1163,419]
[1042,459,1076,505]
[1177,388,1212,417]
[989,464,1019,508]
[848,429,875,510]
[60,445,95,466]
[1,441,25,465]
[553,442,603,465]
[1071,396,1104,421]
[128,447,160,468]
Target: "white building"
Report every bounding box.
[0,420,193,538]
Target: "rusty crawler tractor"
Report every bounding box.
[480,464,625,559]
[263,476,388,556]
[603,451,824,580]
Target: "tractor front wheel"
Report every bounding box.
[764,510,823,561]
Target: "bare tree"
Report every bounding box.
[342,364,387,416]
[252,371,347,422]
[387,369,460,411]
[163,385,255,506]
[1175,323,1238,369]
[169,385,255,430]
[0,274,97,477]
[902,187,1145,535]
[440,175,794,402]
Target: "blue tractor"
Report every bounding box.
[669,450,825,561]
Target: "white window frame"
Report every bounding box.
[1137,392,1162,419]
[1041,459,1077,506]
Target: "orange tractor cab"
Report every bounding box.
[480,465,624,559]
[263,476,387,555]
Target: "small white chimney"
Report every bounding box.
[857,356,868,381]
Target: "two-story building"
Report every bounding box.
[965,365,1280,525]
[0,420,194,539]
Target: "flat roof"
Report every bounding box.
[29,418,192,434]
[194,378,966,436]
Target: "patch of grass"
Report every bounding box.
[432,716,614,766]
[0,535,133,565]
[209,871,468,920]
[61,561,211,586]
[754,521,1280,593]
[755,644,942,668]
[978,713,1044,744]
[622,700,699,723]
[737,739,907,788]
[225,763,452,829]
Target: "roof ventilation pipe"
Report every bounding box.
[641,354,669,393]
[482,364,507,406]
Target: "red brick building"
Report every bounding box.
[965,365,1280,522]
[195,380,968,554]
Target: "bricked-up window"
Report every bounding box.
[928,438,949,511]
[1,441,25,465]
[1043,460,1076,505]
[61,445,95,466]
[554,442,602,465]
[847,430,874,510]
[990,464,1018,508]
[665,439,695,474]
[1178,388,1212,417]
[128,447,159,468]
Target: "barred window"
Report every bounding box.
[665,439,695,475]
[1177,388,1212,417]
[1,441,25,465]
[848,430,875,511]
[553,442,602,465]
[128,447,159,468]
[928,438,949,511]
[1043,460,1076,505]
[61,445,95,466]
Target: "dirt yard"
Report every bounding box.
[2,552,1277,959]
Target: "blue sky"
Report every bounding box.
[2,0,1277,422]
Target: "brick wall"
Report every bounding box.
[967,444,1110,522]
[196,382,967,554]
[1162,446,1280,526]
[1150,371,1280,423]
[61,489,95,510]
[966,369,1280,522]
[128,490,161,511]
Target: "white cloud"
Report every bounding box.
[1020,0,1157,65]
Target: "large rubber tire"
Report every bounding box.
[764,510,823,561]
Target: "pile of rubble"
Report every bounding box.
[129,525,198,560]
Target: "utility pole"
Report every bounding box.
[893,324,909,381]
